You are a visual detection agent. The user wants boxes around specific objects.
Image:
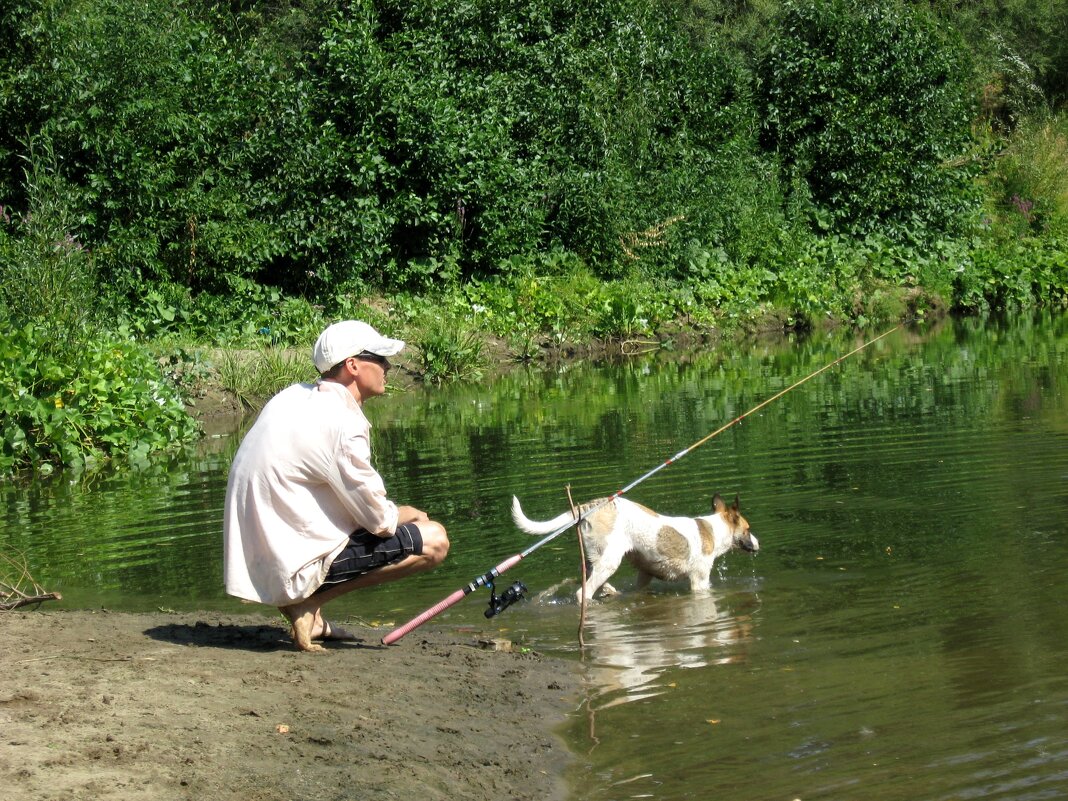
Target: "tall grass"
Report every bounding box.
[216,348,317,409]
[0,154,97,355]
[414,321,485,384]
[994,112,1068,236]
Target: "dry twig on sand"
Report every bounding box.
[0,551,62,610]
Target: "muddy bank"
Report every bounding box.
[0,610,581,801]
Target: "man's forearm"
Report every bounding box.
[396,505,430,526]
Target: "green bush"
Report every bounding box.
[3,0,1067,342]
[312,0,772,283]
[953,236,1068,312]
[2,0,781,291]
[760,0,978,238]
[1,0,292,294]
[0,322,200,476]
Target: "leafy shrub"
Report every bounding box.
[317,0,707,280]
[0,322,200,475]
[1030,239,1068,306]
[3,0,1066,339]
[111,276,327,349]
[586,279,678,338]
[953,236,1068,311]
[760,0,978,238]
[0,0,784,291]
[1,0,291,294]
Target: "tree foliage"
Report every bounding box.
[920,0,1068,117]
[0,0,781,293]
[0,0,1064,298]
[758,0,978,236]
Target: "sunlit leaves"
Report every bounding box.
[0,322,200,476]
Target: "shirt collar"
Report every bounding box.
[315,378,363,412]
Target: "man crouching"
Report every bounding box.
[223,320,449,652]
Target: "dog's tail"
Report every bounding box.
[510,496,576,535]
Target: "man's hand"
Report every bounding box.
[397,505,430,525]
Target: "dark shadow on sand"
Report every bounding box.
[143,620,380,652]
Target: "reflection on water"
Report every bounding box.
[3,312,1068,800]
[577,588,760,706]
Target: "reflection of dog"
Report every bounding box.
[580,593,758,700]
[511,494,759,602]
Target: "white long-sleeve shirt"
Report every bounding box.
[223,380,399,605]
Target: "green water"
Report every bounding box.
[3,313,1068,800]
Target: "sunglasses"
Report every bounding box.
[354,351,391,370]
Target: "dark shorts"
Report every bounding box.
[316,523,423,593]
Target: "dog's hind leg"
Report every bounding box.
[579,546,627,603]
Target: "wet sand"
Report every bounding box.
[1,610,580,801]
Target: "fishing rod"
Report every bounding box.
[381,323,904,645]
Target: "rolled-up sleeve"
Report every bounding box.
[334,427,399,536]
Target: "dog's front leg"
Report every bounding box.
[688,572,712,593]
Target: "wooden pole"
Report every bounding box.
[566,485,587,649]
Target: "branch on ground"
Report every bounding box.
[1,551,62,611]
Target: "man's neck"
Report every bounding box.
[320,376,363,406]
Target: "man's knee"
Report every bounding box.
[419,520,449,564]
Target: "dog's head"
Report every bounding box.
[712,493,759,553]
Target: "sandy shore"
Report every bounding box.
[0,610,580,801]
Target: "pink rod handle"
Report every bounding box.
[381,588,466,645]
[381,553,525,645]
[492,553,523,573]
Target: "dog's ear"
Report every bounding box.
[712,493,727,514]
[732,494,740,511]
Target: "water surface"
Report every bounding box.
[3,313,1067,800]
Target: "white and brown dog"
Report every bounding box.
[511,494,758,601]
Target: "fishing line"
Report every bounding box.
[382,323,904,645]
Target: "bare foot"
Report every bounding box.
[315,620,357,642]
[279,606,326,653]
[302,610,356,641]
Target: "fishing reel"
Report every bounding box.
[485,579,527,618]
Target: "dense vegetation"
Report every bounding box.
[1,0,1067,475]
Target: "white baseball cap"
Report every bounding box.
[312,320,405,373]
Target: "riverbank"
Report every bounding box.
[182,316,754,427]
[0,609,580,801]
